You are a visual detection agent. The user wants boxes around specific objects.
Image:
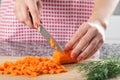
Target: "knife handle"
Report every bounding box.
[29,12,42,28]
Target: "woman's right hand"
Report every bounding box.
[14,0,42,28]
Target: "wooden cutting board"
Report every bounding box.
[0,56,119,80]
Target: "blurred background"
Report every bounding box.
[0,0,119,43]
[105,1,120,43]
[0,0,120,58]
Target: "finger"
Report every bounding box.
[77,35,100,61]
[37,0,43,12]
[26,0,40,28]
[14,1,33,28]
[83,34,104,60]
[21,5,33,28]
[14,3,24,22]
[71,27,98,59]
[25,15,33,28]
[37,0,42,23]
[70,41,80,59]
[83,41,103,60]
[64,24,89,51]
[72,41,79,49]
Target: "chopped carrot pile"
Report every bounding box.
[0,36,78,77]
[0,56,68,77]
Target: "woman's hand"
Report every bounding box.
[64,21,106,61]
[14,0,42,28]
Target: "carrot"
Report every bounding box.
[52,50,77,64]
[42,70,48,74]
[50,37,55,47]
[49,31,77,64]
[49,70,54,74]
[0,56,68,77]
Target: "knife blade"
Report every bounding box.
[38,25,64,53]
[28,13,63,53]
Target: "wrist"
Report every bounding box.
[88,17,108,30]
[86,18,107,41]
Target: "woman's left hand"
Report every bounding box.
[64,21,106,62]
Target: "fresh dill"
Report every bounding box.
[76,58,120,80]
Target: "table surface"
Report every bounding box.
[0,56,119,80]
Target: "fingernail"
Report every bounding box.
[77,56,83,62]
[34,23,38,29]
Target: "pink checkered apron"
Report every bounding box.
[0,0,99,58]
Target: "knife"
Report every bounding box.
[37,25,64,53]
[29,13,63,53]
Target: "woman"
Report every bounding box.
[0,0,119,61]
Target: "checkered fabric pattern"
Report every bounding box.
[0,0,95,56]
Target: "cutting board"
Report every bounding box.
[0,56,119,80]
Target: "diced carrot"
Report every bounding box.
[3,70,10,74]
[11,72,17,76]
[0,71,4,74]
[0,56,68,77]
[30,72,37,77]
[42,70,48,74]
[49,70,54,74]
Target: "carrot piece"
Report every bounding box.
[0,71,4,74]
[17,71,23,75]
[30,72,37,77]
[55,69,63,74]
[4,70,10,74]
[49,70,54,74]
[52,50,77,64]
[0,66,4,71]
[11,72,17,76]
[42,70,48,74]
[22,70,28,76]
[50,37,55,47]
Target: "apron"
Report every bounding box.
[0,0,99,58]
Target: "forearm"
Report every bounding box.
[88,0,119,29]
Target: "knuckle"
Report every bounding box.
[91,41,97,46]
[23,16,29,21]
[82,37,89,43]
[19,16,28,22]
[31,8,38,15]
[74,34,80,40]
[92,27,98,33]
[98,34,105,42]
[83,51,88,57]
[82,51,88,56]
[94,47,98,52]
[66,43,72,49]
[74,48,81,54]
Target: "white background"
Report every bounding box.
[105,16,120,43]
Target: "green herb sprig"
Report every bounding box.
[76,58,120,80]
